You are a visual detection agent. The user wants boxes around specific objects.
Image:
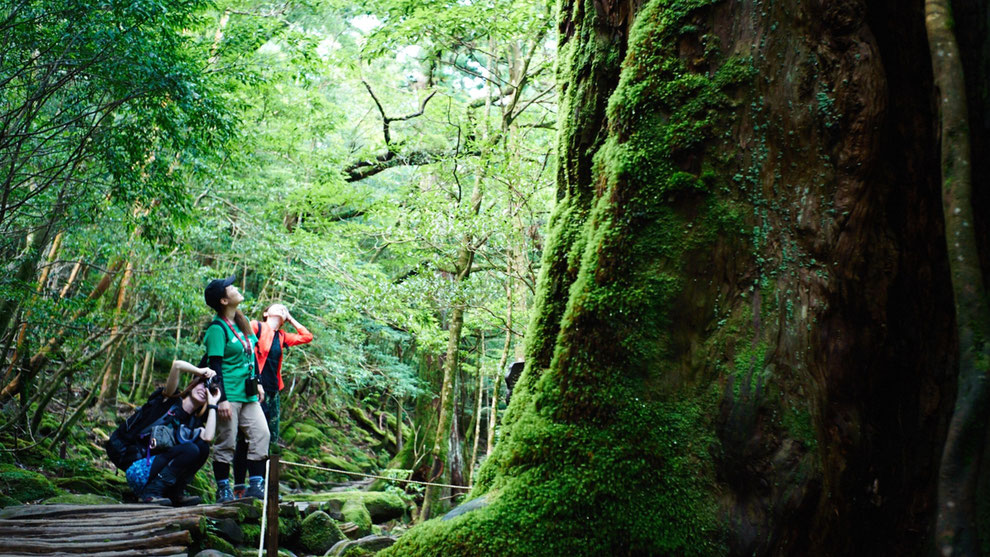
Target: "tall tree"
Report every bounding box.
[382,0,989,555]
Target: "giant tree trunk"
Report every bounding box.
[384,0,989,555]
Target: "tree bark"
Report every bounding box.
[468,331,485,485]
[97,260,133,410]
[927,0,990,553]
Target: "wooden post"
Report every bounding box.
[265,454,279,557]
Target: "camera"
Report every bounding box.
[205,374,221,393]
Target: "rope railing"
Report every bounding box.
[279,459,466,490]
[257,457,468,556]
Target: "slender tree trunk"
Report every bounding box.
[0,224,58,343]
[469,331,486,485]
[928,0,990,553]
[1,233,61,386]
[59,260,83,299]
[396,396,404,453]
[97,260,133,410]
[134,327,157,400]
[420,300,468,520]
[488,262,513,455]
[174,308,183,359]
[420,179,484,520]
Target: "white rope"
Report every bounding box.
[280,460,464,490]
[257,458,272,557]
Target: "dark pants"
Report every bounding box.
[233,389,277,485]
[149,438,210,486]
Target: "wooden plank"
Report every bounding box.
[0,516,201,537]
[0,524,183,542]
[0,549,186,557]
[0,502,238,520]
[0,505,239,526]
[0,529,190,553]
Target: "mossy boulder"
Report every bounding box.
[299,510,345,554]
[54,472,129,500]
[285,490,407,524]
[198,532,236,554]
[287,423,324,451]
[318,453,362,474]
[0,464,58,503]
[341,499,372,537]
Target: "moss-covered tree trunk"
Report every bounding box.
[383,0,989,555]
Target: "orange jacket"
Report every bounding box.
[252,320,314,391]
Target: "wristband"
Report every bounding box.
[207,404,218,411]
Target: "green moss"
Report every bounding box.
[200,532,236,554]
[0,464,58,503]
[42,493,120,505]
[242,523,261,545]
[288,422,324,451]
[384,0,759,553]
[342,499,372,536]
[299,510,345,554]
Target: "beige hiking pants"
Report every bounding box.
[214,401,270,463]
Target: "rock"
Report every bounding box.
[318,453,362,474]
[0,464,57,503]
[42,493,119,505]
[290,423,324,450]
[341,500,371,537]
[442,495,488,521]
[193,551,235,557]
[199,531,236,554]
[287,490,405,523]
[212,517,244,544]
[326,534,396,556]
[319,499,345,521]
[360,492,406,522]
[300,510,346,554]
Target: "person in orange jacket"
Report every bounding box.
[232,303,313,497]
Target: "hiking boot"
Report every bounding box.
[233,484,246,499]
[215,483,235,504]
[166,474,201,507]
[243,476,265,500]
[141,468,178,506]
[171,494,202,507]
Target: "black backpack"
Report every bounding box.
[197,319,231,367]
[105,321,231,470]
[105,387,177,470]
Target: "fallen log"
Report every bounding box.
[0,529,190,553]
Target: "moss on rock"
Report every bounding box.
[299,510,345,554]
[0,464,58,503]
[342,499,372,537]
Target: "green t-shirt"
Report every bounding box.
[204,318,259,403]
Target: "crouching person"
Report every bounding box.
[107,359,220,506]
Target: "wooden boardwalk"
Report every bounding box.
[0,502,246,556]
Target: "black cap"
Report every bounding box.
[204,276,236,312]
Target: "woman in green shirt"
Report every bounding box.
[203,276,270,502]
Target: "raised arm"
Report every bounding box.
[164,359,215,397]
[199,386,221,442]
[282,309,314,346]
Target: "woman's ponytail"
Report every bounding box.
[233,309,253,338]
